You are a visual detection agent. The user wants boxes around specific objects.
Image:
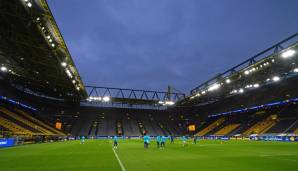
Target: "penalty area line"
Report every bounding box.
[112,148,126,171]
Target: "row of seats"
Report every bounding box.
[214,124,240,135]
[243,115,277,136]
[196,117,225,136]
[0,107,65,136]
[14,108,65,135]
[0,116,34,135]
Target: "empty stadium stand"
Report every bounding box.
[196,117,225,136]
[214,124,240,136]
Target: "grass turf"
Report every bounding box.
[0,139,298,171]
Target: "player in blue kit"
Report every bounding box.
[80,136,85,144]
[156,135,161,148]
[113,135,118,149]
[182,136,187,147]
[161,135,167,148]
[143,134,150,149]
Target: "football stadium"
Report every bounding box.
[0,0,298,171]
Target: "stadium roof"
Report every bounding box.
[0,0,87,100]
[178,33,298,107]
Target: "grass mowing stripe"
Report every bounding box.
[112,148,126,171]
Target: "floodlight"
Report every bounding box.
[253,83,260,88]
[294,68,298,73]
[272,76,280,82]
[61,62,67,67]
[225,79,231,84]
[281,49,295,58]
[103,96,110,102]
[27,2,32,7]
[0,66,7,72]
[165,101,175,106]
[208,83,220,91]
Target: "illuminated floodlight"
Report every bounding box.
[281,49,295,58]
[244,70,249,75]
[158,101,164,104]
[230,89,238,94]
[76,87,80,91]
[72,80,76,84]
[61,62,67,67]
[195,93,200,97]
[201,91,206,94]
[49,39,53,43]
[253,83,260,88]
[165,101,175,106]
[47,35,51,39]
[36,17,40,21]
[225,79,231,84]
[103,96,110,102]
[294,68,298,73]
[27,2,32,7]
[272,76,280,82]
[0,66,7,72]
[239,88,244,93]
[208,83,220,91]
[66,69,73,78]
[51,43,55,47]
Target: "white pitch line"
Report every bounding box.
[112,148,126,171]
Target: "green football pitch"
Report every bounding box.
[1,139,298,171]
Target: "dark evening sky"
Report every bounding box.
[48,0,298,94]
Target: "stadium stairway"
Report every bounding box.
[284,120,298,133]
[137,121,146,135]
[266,118,296,133]
[196,117,225,136]
[243,115,277,135]
[214,124,240,136]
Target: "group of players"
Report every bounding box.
[79,134,198,149]
[112,134,198,149]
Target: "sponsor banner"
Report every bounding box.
[0,138,15,148]
[249,136,298,142]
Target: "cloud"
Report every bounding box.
[48,0,298,94]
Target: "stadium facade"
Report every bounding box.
[0,0,298,144]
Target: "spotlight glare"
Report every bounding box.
[208,83,220,91]
[272,76,280,82]
[61,62,67,67]
[281,49,295,58]
[225,79,231,84]
[165,101,175,106]
[253,83,260,88]
[239,88,244,93]
[294,68,298,73]
[103,96,110,102]
[27,2,32,7]
[1,66,8,72]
